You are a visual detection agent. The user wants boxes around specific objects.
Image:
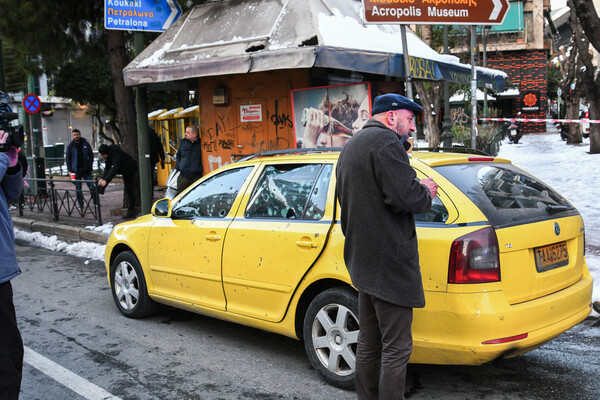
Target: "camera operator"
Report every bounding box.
[0,128,24,399]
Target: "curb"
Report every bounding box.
[12,216,109,244]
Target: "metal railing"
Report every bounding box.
[17,177,103,226]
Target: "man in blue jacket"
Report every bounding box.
[0,130,24,400]
[65,129,96,210]
[175,125,203,194]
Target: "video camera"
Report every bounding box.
[0,91,24,153]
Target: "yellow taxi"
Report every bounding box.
[105,149,593,389]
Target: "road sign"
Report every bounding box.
[362,0,510,25]
[105,0,182,32]
[23,94,41,114]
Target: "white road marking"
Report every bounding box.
[23,346,122,400]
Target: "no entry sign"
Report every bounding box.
[23,94,41,114]
[362,0,510,25]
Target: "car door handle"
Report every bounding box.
[206,234,221,241]
[296,240,318,248]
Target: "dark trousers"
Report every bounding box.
[0,281,23,400]
[356,292,413,400]
[72,171,96,208]
[123,173,137,214]
[176,174,199,195]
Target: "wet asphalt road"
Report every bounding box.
[12,241,600,400]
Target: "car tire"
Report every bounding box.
[110,250,157,319]
[303,286,359,390]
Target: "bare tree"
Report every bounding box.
[570,0,600,152]
[414,25,443,147]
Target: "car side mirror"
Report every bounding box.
[152,198,172,218]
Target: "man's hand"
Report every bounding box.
[98,179,107,188]
[0,130,18,167]
[420,177,438,199]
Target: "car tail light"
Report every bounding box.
[468,157,495,162]
[448,227,500,284]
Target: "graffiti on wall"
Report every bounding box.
[270,99,293,131]
[450,107,470,127]
[202,102,294,172]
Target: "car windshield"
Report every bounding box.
[435,162,576,228]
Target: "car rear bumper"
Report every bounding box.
[410,269,593,365]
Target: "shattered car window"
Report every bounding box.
[415,196,449,223]
[245,164,331,220]
[435,163,575,228]
[172,167,253,219]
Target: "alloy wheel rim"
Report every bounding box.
[311,304,359,377]
[114,261,139,310]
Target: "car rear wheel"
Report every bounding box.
[110,251,156,318]
[303,287,359,390]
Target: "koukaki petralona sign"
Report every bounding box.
[362,0,510,25]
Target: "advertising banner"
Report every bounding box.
[291,82,371,149]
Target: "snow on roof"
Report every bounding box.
[123,0,506,90]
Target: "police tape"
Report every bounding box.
[476,117,600,124]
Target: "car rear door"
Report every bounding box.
[221,161,336,322]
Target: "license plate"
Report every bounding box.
[510,129,517,135]
[534,242,568,272]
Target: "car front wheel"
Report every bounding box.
[303,287,359,390]
[110,250,156,318]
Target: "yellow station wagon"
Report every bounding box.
[105,149,593,389]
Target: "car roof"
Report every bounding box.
[235,148,512,167]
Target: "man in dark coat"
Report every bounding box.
[98,144,138,219]
[65,129,96,210]
[175,125,203,194]
[336,93,438,399]
[148,127,165,189]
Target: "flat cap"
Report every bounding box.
[371,93,423,115]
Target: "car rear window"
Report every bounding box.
[434,162,577,228]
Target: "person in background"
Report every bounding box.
[97,144,138,219]
[148,127,166,199]
[336,93,438,399]
[65,129,95,210]
[174,125,203,194]
[0,130,24,400]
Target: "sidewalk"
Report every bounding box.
[11,179,167,244]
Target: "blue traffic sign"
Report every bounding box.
[105,0,182,32]
[23,94,41,114]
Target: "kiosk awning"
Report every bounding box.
[123,0,506,91]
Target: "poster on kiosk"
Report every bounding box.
[291,82,371,149]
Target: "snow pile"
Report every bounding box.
[14,230,105,262]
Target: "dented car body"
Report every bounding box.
[105,150,593,389]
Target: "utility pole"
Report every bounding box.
[470,26,478,149]
[442,26,453,148]
[135,32,152,214]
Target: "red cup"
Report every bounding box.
[70,173,76,180]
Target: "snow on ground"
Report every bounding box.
[14,225,111,262]
[13,131,599,308]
